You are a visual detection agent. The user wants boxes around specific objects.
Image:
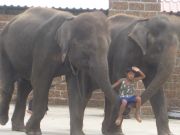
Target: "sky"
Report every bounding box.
[0,0,109,9]
[0,0,180,12]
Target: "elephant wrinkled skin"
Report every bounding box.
[102,14,179,135]
[0,7,118,135]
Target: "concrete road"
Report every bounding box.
[0,105,180,135]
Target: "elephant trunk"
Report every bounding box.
[90,59,117,104]
[141,44,177,104]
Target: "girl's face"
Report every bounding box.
[127,71,135,80]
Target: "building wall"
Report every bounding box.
[0,0,180,117]
[109,0,160,17]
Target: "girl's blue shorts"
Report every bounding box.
[118,95,136,104]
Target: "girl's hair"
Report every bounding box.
[126,67,140,77]
[126,67,135,73]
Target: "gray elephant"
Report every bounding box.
[0,7,118,135]
[102,14,179,135]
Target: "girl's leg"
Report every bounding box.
[115,99,127,126]
[135,96,142,122]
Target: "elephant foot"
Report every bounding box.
[102,126,124,135]
[0,114,8,125]
[158,130,174,135]
[71,131,85,135]
[26,131,42,135]
[158,133,174,135]
[103,131,124,135]
[26,121,41,135]
[161,133,174,135]
[12,123,25,132]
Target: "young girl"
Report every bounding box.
[112,66,145,126]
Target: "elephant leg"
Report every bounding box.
[150,89,172,135]
[67,74,92,135]
[143,72,172,135]
[0,58,15,125]
[11,79,32,132]
[25,65,54,135]
[102,98,124,135]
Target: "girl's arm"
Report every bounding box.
[112,79,123,89]
[132,67,146,81]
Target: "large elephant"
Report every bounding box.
[0,7,118,135]
[102,14,179,135]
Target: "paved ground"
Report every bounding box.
[0,105,180,135]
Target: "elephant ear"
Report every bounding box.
[128,19,149,55]
[56,17,74,63]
